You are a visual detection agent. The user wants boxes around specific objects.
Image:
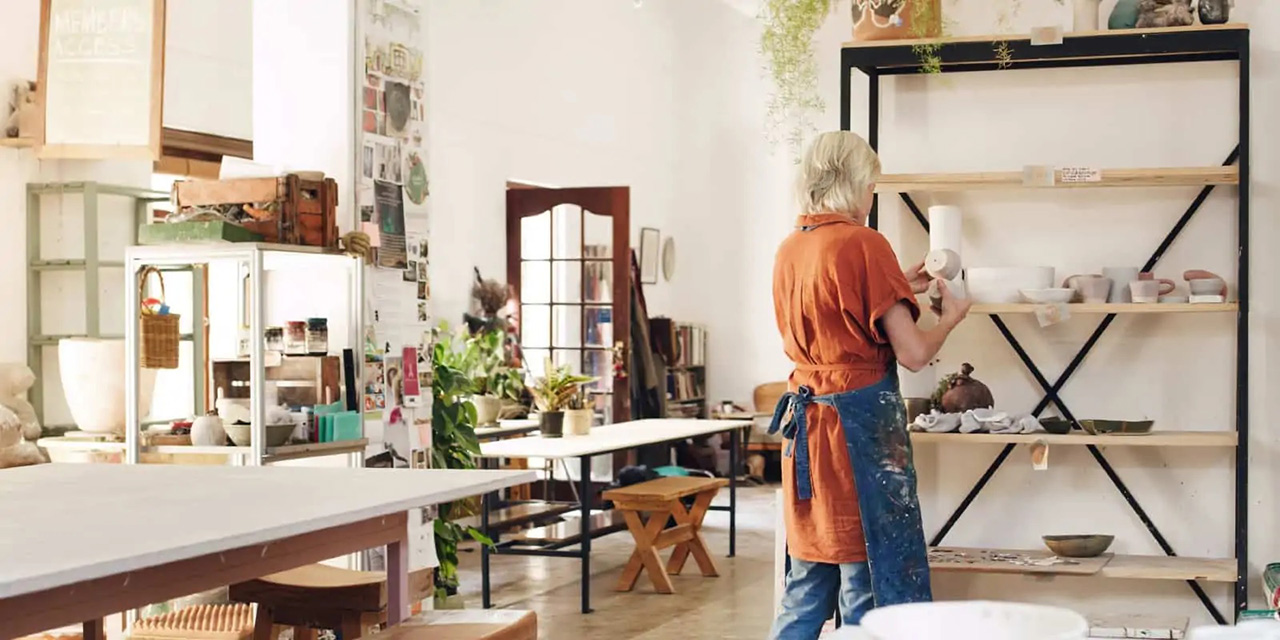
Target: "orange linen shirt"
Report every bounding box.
[772,213,920,564]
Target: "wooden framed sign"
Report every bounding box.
[37,0,166,160]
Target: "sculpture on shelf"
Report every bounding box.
[1135,0,1193,28]
[935,363,995,414]
[0,363,46,468]
[4,80,37,139]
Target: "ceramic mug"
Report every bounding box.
[1129,280,1162,303]
[1063,274,1111,304]
[1102,267,1140,303]
[1138,271,1176,295]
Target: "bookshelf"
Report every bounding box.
[649,318,708,418]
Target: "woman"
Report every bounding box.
[768,131,970,639]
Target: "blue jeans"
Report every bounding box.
[770,557,874,640]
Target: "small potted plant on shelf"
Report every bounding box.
[563,387,594,437]
[529,362,593,439]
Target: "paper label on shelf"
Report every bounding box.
[1033,303,1069,328]
[1031,441,1049,470]
[1022,165,1055,187]
[1029,26,1064,46]
[1059,166,1102,183]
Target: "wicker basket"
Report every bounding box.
[139,266,180,369]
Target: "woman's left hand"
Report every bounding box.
[904,260,931,295]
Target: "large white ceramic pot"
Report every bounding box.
[58,338,158,435]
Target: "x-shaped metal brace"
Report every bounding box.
[895,147,1239,624]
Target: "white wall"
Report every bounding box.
[165,0,254,139]
[424,0,789,408]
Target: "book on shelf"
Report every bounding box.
[649,318,706,368]
[666,369,705,402]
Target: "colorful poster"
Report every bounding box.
[375,180,407,269]
[402,346,422,406]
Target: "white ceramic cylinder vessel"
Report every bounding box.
[58,338,158,434]
[1073,0,1101,31]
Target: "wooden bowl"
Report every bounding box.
[1043,534,1114,558]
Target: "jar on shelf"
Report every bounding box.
[306,317,328,355]
[265,326,285,352]
[285,321,307,355]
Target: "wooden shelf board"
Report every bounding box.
[37,437,368,463]
[876,166,1237,192]
[930,547,1236,582]
[1100,554,1236,582]
[911,430,1236,447]
[0,137,35,148]
[971,303,1237,315]
[843,23,1246,51]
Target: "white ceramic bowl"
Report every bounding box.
[859,601,1089,640]
[1189,278,1225,295]
[965,267,1054,303]
[1020,288,1074,304]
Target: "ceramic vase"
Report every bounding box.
[473,395,500,427]
[1198,0,1230,24]
[539,411,564,438]
[1108,0,1140,29]
[1073,0,1101,31]
[851,0,941,42]
[190,412,226,447]
[564,409,593,437]
[58,338,158,434]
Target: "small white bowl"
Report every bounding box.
[1020,288,1074,304]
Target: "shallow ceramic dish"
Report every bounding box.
[1039,417,1072,435]
[1043,534,1114,558]
[1020,288,1074,304]
[224,422,295,447]
[1079,419,1154,436]
[966,267,1054,304]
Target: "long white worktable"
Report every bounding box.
[0,464,535,638]
[477,418,751,613]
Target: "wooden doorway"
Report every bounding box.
[506,186,631,423]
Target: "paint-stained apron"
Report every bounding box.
[768,366,933,607]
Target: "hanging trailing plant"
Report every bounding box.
[759,0,1068,155]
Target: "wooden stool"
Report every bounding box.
[374,610,536,640]
[131,604,254,640]
[229,564,432,640]
[602,476,728,594]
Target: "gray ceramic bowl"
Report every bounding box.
[224,422,295,447]
[1043,534,1114,558]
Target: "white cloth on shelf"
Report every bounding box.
[910,409,1045,435]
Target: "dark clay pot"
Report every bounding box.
[540,411,565,438]
[1198,0,1229,24]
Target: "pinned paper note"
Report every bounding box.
[1033,303,1070,328]
[1060,167,1102,183]
[1031,441,1049,470]
[1030,26,1064,46]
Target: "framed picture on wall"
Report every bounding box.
[639,227,660,284]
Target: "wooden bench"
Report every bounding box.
[602,476,728,594]
[374,610,536,640]
[228,563,432,640]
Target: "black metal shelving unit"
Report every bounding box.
[840,23,1251,623]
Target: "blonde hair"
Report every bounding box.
[795,131,881,216]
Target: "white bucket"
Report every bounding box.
[856,601,1088,640]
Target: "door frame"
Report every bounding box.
[506,186,631,422]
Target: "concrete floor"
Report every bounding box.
[456,485,778,639]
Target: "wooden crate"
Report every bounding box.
[172,174,339,248]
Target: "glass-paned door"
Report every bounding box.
[508,187,630,423]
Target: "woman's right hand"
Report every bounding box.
[937,281,972,326]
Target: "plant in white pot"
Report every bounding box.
[529,363,593,439]
[563,388,594,437]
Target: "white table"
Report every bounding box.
[477,418,751,613]
[475,418,540,441]
[0,464,535,638]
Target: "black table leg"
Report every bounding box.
[579,455,593,613]
[729,427,739,557]
[480,456,493,609]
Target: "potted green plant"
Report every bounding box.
[468,330,506,427]
[563,387,594,437]
[528,362,594,439]
[430,322,493,605]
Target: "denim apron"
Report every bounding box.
[768,365,933,607]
